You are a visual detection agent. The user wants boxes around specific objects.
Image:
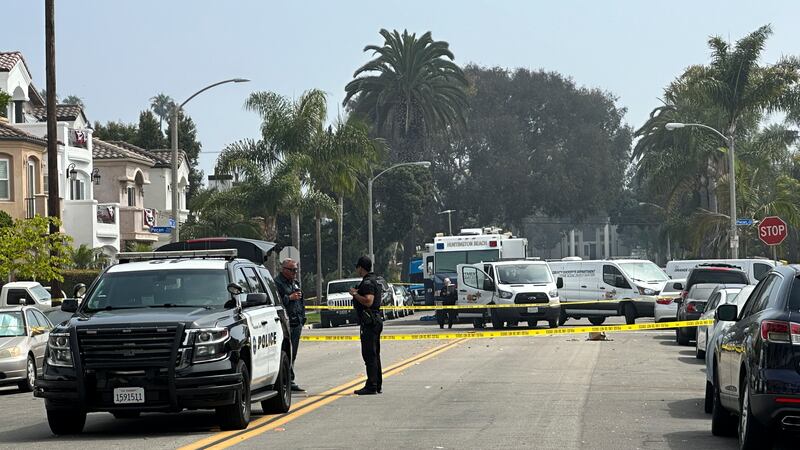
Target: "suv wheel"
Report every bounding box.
[588,317,606,326]
[704,380,713,414]
[18,355,35,392]
[711,366,737,436]
[677,327,690,346]
[46,408,87,435]
[217,360,251,430]
[695,332,706,359]
[262,350,292,414]
[623,303,636,325]
[739,379,770,449]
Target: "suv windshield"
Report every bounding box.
[84,269,231,311]
[0,312,25,337]
[617,262,669,283]
[328,281,359,295]
[496,264,552,284]
[688,269,748,287]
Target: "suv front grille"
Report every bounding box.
[77,326,179,369]
[515,293,549,304]
[327,298,353,307]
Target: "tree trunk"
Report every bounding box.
[264,216,278,275]
[337,195,344,279]
[291,213,301,285]
[315,209,322,305]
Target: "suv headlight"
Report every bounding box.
[188,328,230,363]
[46,332,73,367]
[498,290,513,299]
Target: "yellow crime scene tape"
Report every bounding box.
[305,298,638,311]
[301,319,713,341]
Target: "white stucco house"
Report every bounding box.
[1,51,120,257]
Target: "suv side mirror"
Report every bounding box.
[244,293,268,307]
[61,298,78,313]
[73,283,87,298]
[716,304,738,322]
[556,277,564,289]
[227,283,244,296]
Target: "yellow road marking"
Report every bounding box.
[179,338,464,450]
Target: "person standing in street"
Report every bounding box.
[437,278,458,329]
[350,256,383,395]
[274,258,305,392]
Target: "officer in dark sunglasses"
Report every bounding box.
[275,258,305,392]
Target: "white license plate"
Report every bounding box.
[113,387,145,404]
[337,310,349,315]
[527,307,539,313]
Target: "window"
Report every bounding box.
[462,266,491,291]
[127,186,136,207]
[753,263,772,281]
[257,267,276,305]
[603,265,630,289]
[233,268,251,294]
[0,158,9,200]
[742,275,779,318]
[32,310,52,330]
[706,293,721,312]
[70,179,85,200]
[25,311,38,331]
[84,270,231,310]
[243,267,265,293]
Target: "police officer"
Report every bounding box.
[437,278,458,329]
[349,256,383,395]
[274,258,305,392]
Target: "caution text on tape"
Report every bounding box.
[306,298,647,311]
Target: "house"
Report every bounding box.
[0,119,47,220]
[92,139,158,248]
[1,50,120,256]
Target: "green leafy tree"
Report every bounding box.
[0,89,11,118]
[93,120,138,142]
[134,110,165,149]
[0,210,12,228]
[70,244,97,269]
[61,95,84,108]
[0,217,72,282]
[344,29,468,161]
[182,188,263,240]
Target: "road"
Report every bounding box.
[0,314,779,449]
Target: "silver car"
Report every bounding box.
[0,306,53,392]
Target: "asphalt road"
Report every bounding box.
[0,314,786,449]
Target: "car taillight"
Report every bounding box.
[760,321,800,344]
[686,302,696,313]
[656,297,673,305]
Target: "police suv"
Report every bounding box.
[34,247,293,435]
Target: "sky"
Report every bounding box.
[3,1,799,180]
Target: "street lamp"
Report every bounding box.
[638,201,671,262]
[665,122,739,258]
[170,78,250,242]
[367,161,431,264]
[91,168,101,185]
[438,209,456,236]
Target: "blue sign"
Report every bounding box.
[409,258,423,275]
[736,218,754,226]
[168,218,176,227]
[150,226,173,234]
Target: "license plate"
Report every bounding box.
[337,310,349,315]
[527,307,539,313]
[114,387,145,404]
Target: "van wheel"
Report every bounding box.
[558,310,568,326]
[588,317,606,326]
[548,319,558,329]
[46,408,86,435]
[262,350,292,414]
[623,303,636,325]
[472,318,485,329]
[217,360,251,430]
[527,320,538,328]
[739,379,770,449]
[704,381,713,414]
[490,311,504,329]
[711,366,737,436]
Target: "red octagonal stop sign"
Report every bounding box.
[758,216,788,246]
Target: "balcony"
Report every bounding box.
[23,195,50,219]
[96,203,119,239]
[119,207,159,243]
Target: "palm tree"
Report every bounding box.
[150,93,175,131]
[70,244,96,269]
[343,29,468,161]
[182,188,262,240]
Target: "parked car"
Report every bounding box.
[388,284,408,318]
[654,278,685,322]
[711,265,800,448]
[702,284,756,414]
[0,306,53,392]
[676,283,718,345]
[666,259,775,284]
[397,285,414,315]
[696,286,744,359]
[408,284,426,306]
[321,278,361,328]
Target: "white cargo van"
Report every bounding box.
[548,258,669,325]
[664,259,774,284]
[456,260,562,329]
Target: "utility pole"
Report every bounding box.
[45,0,63,298]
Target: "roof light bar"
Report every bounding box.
[118,249,238,263]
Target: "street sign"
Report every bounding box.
[168,218,176,227]
[758,216,788,246]
[150,226,174,234]
[736,218,754,226]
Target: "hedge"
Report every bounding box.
[35,269,101,298]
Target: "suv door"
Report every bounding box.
[236,266,276,388]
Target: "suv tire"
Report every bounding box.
[623,303,636,325]
[704,380,713,414]
[588,317,606,326]
[262,350,292,414]
[548,319,558,329]
[695,333,706,359]
[711,367,737,436]
[18,355,35,392]
[558,310,568,326]
[217,360,251,430]
[739,379,770,449]
[677,328,690,346]
[46,408,86,435]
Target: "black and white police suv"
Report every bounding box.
[34,247,293,435]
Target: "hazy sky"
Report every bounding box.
[4,1,798,179]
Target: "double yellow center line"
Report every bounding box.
[179,338,465,450]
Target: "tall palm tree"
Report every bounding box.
[343,29,468,161]
[150,93,175,131]
[182,188,262,240]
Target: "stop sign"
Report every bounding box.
[758,216,788,246]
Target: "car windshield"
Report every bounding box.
[328,281,359,295]
[30,285,51,302]
[434,250,500,274]
[496,264,552,284]
[83,269,231,311]
[617,262,669,283]
[0,312,25,337]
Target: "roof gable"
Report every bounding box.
[0,52,31,75]
[93,138,155,165]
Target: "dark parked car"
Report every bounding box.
[710,264,800,449]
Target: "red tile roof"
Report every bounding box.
[0,121,47,146]
[93,138,155,165]
[31,105,87,122]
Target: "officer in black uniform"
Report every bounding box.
[437,278,458,329]
[349,256,383,395]
[274,258,305,392]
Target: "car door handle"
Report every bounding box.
[599,287,605,290]
[274,317,281,322]
[581,285,587,288]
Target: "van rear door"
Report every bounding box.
[457,264,495,306]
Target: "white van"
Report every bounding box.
[664,259,775,284]
[548,258,669,325]
[456,260,562,329]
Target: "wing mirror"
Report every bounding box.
[30,326,47,336]
[73,283,87,298]
[245,293,268,307]
[60,298,78,313]
[483,278,495,291]
[716,304,738,322]
[673,283,683,291]
[227,283,244,296]
[556,277,564,289]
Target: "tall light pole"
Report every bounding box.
[367,161,431,264]
[438,209,456,235]
[639,202,671,262]
[665,122,739,258]
[170,78,249,243]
